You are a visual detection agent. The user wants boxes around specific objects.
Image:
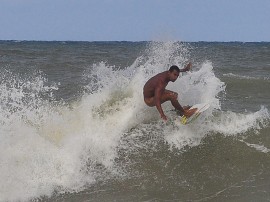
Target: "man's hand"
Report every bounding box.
[182,62,192,72]
[161,114,168,121]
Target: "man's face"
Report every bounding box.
[169,70,179,82]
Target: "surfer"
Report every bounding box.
[143,62,197,121]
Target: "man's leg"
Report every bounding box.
[144,90,196,117]
[144,91,181,109]
[160,90,185,114]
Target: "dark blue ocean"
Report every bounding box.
[0,41,270,202]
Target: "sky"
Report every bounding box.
[0,0,270,42]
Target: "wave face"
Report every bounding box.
[0,41,270,202]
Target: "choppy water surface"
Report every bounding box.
[0,41,269,202]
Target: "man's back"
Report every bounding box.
[143,71,168,98]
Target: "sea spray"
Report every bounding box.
[209,106,270,136]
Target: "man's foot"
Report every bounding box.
[183,105,191,110]
[176,106,193,116]
[183,108,197,118]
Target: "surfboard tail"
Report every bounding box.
[180,116,188,125]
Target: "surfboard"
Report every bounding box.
[180,103,210,125]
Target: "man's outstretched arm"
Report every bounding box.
[180,62,192,72]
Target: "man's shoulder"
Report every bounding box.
[146,71,167,85]
[155,71,167,79]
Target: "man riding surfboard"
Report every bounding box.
[143,62,197,121]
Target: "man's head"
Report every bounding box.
[169,65,180,73]
[168,65,180,82]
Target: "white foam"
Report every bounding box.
[208,106,269,135]
[223,73,270,81]
[240,140,270,153]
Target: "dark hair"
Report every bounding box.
[169,65,180,72]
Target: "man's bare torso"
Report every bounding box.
[143,71,169,98]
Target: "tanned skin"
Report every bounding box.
[143,63,197,121]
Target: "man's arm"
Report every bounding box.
[180,62,192,72]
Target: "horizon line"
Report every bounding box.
[0,39,269,43]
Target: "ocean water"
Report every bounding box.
[0,40,269,202]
